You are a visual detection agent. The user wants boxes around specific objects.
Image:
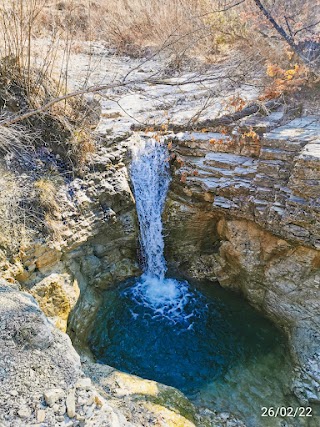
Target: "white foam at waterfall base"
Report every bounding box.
[124,274,199,323]
[130,136,195,321]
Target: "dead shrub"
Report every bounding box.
[70,128,96,168]
[35,178,60,216]
[0,125,33,158]
[0,169,33,253]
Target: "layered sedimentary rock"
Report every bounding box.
[1,40,319,420]
[164,115,320,404]
[1,139,140,348]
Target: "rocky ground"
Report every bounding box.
[0,43,319,426]
[1,280,248,427]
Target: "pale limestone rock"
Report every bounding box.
[36,409,46,422]
[83,361,243,427]
[167,117,320,248]
[44,389,65,407]
[17,407,31,419]
[76,377,92,390]
[29,273,80,332]
[164,116,320,406]
[66,389,76,418]
[35,248,62,270]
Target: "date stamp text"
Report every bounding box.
[261,407,312,418]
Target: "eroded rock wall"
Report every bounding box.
[1,139,140,347]
[164,116,320,403]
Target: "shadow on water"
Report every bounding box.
[87,276,309,427]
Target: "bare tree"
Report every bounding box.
[252,0,320,72]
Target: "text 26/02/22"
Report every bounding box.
[261,407,312,418]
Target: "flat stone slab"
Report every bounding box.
[174,131,228,143]
[264,117,320,142]
[213,196,239,209]
[300,141,320,160]
[240,111,284,131]
[204,152,256,169]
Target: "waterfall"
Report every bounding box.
[130,137,171,278]
[129,136,193,321]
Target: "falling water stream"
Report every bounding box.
[130,136,170,278]
[89,137,311,427]
[123,136,195,320]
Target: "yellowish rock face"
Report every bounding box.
[94,369,199,426]
[143,402,196,427]
[108,371,159,396]
[29,273,80,332]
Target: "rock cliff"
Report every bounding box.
[163,115,320,405]
[0,45,319,424]
[1,138,140,345]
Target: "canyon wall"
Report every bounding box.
[1,139,140,347]
[1,62,319,410]
[164,115,320,404]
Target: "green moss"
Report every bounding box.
[146,385,197,423]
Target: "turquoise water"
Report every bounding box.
[89,137,317,426]
[88,275,310,427]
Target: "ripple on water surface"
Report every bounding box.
[89,276,308,427]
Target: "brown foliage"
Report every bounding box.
[260,63,309,100]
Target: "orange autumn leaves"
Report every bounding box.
[260,63,308,100]
[240,128,260,143]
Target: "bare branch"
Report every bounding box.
[252,0,319,73]
[293,20,320,37]
[197,0,245,19]
[284,16,294,39]
[0,72,247,127]
[252,0,298,50]
[131,100,280,132]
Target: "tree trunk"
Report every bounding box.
[252,0,319,74]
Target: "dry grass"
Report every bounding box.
[34,177,66,240]
[0,0,65,94]
[0,171,63,254]
[0,0,317,94]
[0,125,33,157]
[0,0,318,79]
[35,179,60,216]
[98,0,211,56]
[33,1,319,63]
[0,1,98,254]
[70,128,96,167]
[0,0,97,105]
[0,169,31,252]
[0,0,102,172]
[35,0,248,60]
